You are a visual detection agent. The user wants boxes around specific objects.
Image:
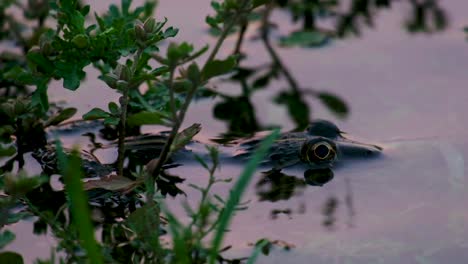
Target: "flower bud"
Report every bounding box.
[72,34,89,49]
[143,18,156,33]
[101,74,119,89]
[135,23,147,42]
[115,64,131,82]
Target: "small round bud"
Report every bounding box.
[72,34,89,49]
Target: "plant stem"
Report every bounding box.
[15,118,25,169]
[117,49,143,176]
[261,3,301,94]
[116,88,129,177]
[148,2,248,180]
[167,66,178,124]
[233,18,248,55]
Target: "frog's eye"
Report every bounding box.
[312,142,334,160]
[300,138,337,164]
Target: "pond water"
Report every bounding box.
[4,0,468,263]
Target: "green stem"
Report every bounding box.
[233,18,248,55]
[117,49,143,176]
[167,66,179,124]
[148,1,249,180]
[116,87,129,176]
[15,118,25,169]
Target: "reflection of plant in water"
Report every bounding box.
[206,0,448,138]
[256,169,306,202]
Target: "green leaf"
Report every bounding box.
[83,108,111,120]
[127,111,168,127]
[4,172,47,197]
[202,56,237,80]
[71,34,89,48]
[31,82,50,112]
[0,230,15,249]
[6,211,32,225]
[55,142,103,264]
[126,203,160,249]
[0,146,16,158]
[317,92,349,118]
[27,52,54,74]
[247,239,270,264]
[108,102,119,115]
[187,63,201,85]
[163,27,178,39]
[167,42,193,63]
[208,129,279,264]
[104,116,120,126]
[170,123,202,154]
[205,16,219,29]
[3,66,35,84]
[252,0,269,8]
[151,65,169,76]
[279,31,329,47]
[59,63,86,90]
[44,108,77,127]
[194,154,209,170]
[0,252,23,264]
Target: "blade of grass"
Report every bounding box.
[246,239,269,264]
[161,204,191,264]
[55,141,103,264]
[208,129,279,264]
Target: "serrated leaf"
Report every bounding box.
[202,56,237,80]
[163,27,179,39]
[83,108,111,120]
[317,92,348,118]
[44,108,77,127]
[55,62,86,90]
[126,203,160,248]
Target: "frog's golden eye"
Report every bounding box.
[312,142,334,160]
[300,138,337,165]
